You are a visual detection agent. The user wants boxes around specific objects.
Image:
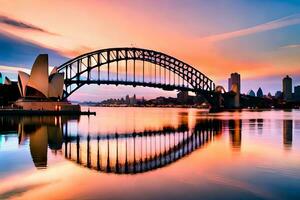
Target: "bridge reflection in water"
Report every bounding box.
[63,119,223,174]
[0,114,294,173]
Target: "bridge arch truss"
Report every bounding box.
[57,47,215,99]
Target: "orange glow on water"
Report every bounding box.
[0,108,299,199]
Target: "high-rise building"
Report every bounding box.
[275,91,282,99]
[125,95,130,104]
[228,73,241,93]
[294,85,300,101]
[228,78,232,92]
[130,94,137,105]
[256,87,263,98]
[0,72,2,85]
[228,73,241,108]
[247,90,255,97]
[282,75,292,101]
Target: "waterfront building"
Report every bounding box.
[130,94,137,105]
[15,54,79,111]
[283,75,292,101]
[228,73,241,93]
[256,88,263,98]
[275,91,282,99]
[124,94,137,105]
[125,95,130,104]
[294,85,300,101]
[247,90,255,97]
[0,81,20,106]
[17,54,64,99]
[228,73,241,108]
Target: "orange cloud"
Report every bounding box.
[0,0,299,83]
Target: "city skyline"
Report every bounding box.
[1,2,300,200]
[1,0,300,101]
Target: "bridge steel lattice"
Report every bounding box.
[57,47,216,100]
[63,120,222,174]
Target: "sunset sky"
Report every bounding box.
[0,0,300,101]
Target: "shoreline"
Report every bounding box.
[81,105,299,112]
[0,109,96,116]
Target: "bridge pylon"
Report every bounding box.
[196,91,224,112]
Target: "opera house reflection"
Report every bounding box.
[0,116,79,169]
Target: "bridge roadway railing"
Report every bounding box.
[57,47,215,99]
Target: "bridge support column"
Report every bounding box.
[198,92,223,113]
[209,94,222,113]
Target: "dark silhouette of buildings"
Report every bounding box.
[130,94,137,105]
[275,91,282,99]
[228,73,241,92]
[228,73,241,108]
[247,90,255,97]
[0,80,20,106]
[283,75,292,101]
[125,95,130,104]
[294,85,300,101]
[256,87,263,98]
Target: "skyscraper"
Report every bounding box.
[257,87,263,98]
[0,72,2,85]
[294,85,300,101]
[228,77,232,92]
[228,73,241,108]
[282,75,292,101]
[228,73,241,93]
[275,91,282,99]
[125,95,130,105]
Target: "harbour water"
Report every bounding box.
[0,107,300,200]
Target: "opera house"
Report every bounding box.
[15,54,80,111]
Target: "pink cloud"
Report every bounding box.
[199,13,300,43]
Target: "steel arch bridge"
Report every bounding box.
[57,47,216,100]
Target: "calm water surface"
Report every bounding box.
[0,107,300,200]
